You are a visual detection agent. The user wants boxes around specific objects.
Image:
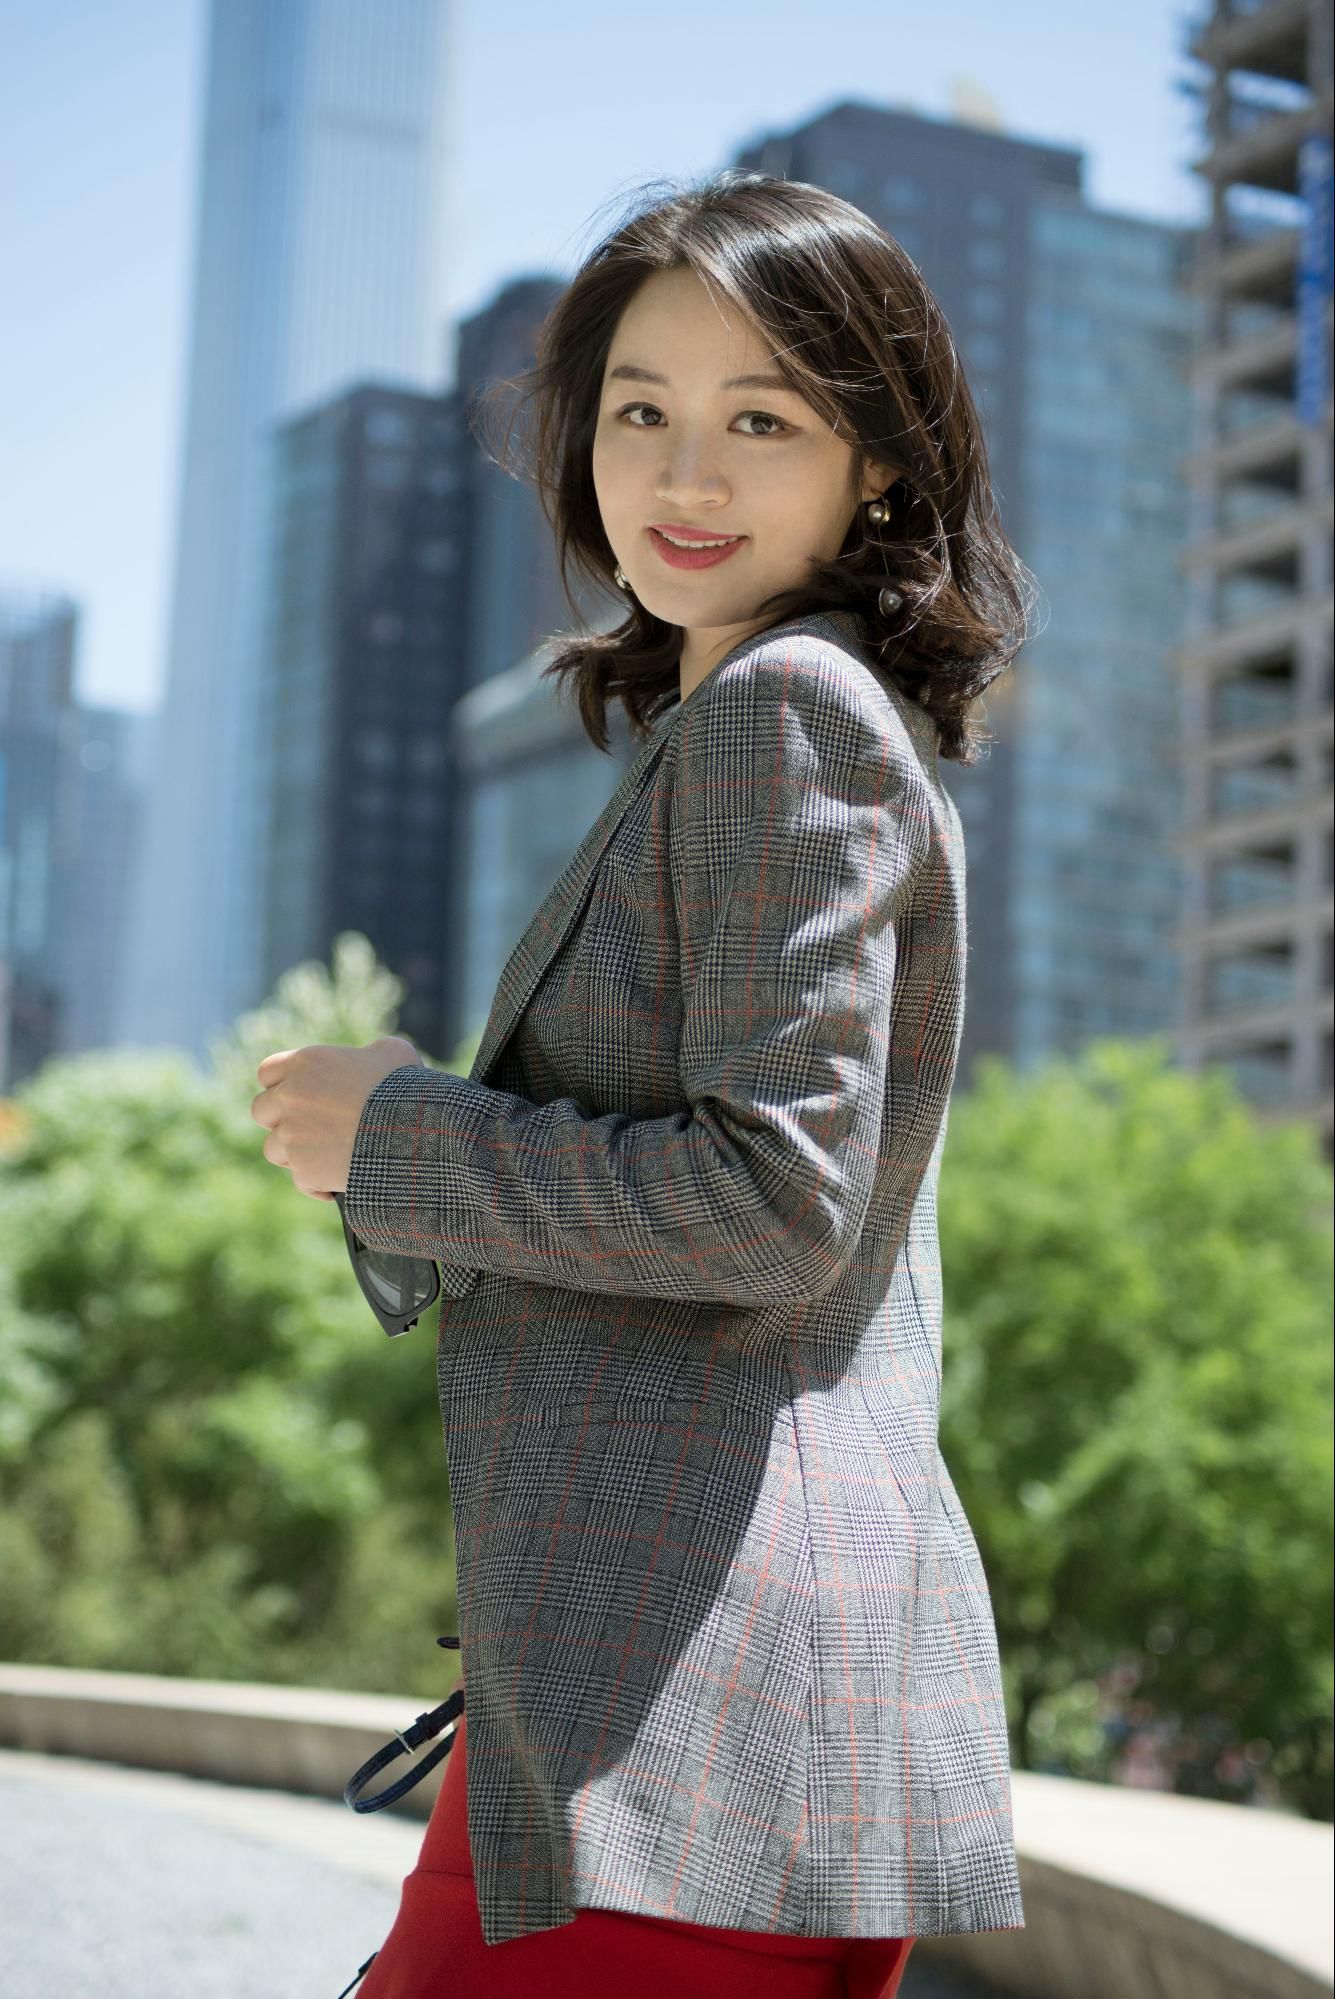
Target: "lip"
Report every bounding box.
[646,526,748,571]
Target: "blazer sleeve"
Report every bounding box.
[342,639,935,1307]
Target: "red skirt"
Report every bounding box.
[356,1709,914,1999]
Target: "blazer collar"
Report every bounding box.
[465,606,914,1087]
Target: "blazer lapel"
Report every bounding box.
[467,714,677,1088]
[464,607,915,1091]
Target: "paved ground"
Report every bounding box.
[0,1747,1016,1997]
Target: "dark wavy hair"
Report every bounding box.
[470,170,1040,765]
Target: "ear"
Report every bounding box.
[859,456,902,504]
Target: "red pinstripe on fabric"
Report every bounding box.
[342,607,1026,1947]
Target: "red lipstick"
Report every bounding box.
[646,526,748,571]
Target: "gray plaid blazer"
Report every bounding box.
[345,606,1025,1947]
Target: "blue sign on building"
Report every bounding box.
[1297,135,1333,429]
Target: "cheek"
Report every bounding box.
[766,443,855,543]
[753,481,845,559]
[802,476,857,557]
[591,431,635,516]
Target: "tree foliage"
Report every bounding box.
[938,1035,1332,1818]
[0,935,480,1701]
[0,949,1329,1815]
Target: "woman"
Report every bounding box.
[265,170,1037,1997]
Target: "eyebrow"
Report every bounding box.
[606,363,799,393]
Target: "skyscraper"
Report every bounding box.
[253,382,467,1054]
[0,585,81,1085]
[1178,0,1333,1157]
[114,0,453,1062]
[737,102,1198,1094]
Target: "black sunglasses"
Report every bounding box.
[332,1192,441,1338]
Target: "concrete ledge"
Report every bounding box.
[1,1662,1330,1998]
[944,1772,1333,1999]
[0,1661,455,1820]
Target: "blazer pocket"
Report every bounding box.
[453,1391,783,1440]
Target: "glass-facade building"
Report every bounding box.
[255,384,468,1057]
[453,277,572,696]
[115,0,453,1066]
[738,103,1199,1090]
[1015,199,1199,1065]
[60,704,154,1064]
[0,588,80,1085]
[0,591,155,1087]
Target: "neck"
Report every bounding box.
[677,618,766,704]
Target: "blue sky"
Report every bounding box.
[0,0,1208,716]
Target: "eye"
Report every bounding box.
[735,410,790,437]
[613,402,791,438]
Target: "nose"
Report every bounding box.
[653,435,731,509]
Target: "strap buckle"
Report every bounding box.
[343,1685,466,1814]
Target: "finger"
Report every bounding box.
[256,1049,300,1085]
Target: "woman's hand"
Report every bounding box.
[250,1034,425,1202]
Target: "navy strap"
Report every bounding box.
[341,1635,465,1815]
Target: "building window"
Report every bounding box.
[415,540,455,574]
[880,173,925,212]
[365,407,413,446]
[356,728,396,772]
[367,453,410,489]
[969,193,1007,226]
[968,238,1007,275]
[966,330,1003,370]
[823,159,863,197]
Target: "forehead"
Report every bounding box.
[605,266,779,372]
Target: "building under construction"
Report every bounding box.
[1178,0,1334,1159]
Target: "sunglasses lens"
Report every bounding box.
[357,1248,438,1317]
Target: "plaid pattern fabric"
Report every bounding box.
[345,607,1026,1947]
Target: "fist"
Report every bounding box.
[249,1034,425,1202]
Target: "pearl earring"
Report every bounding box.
[865,494,903,617]
[614,563,632,592]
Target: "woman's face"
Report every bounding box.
[592,265,898,687]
